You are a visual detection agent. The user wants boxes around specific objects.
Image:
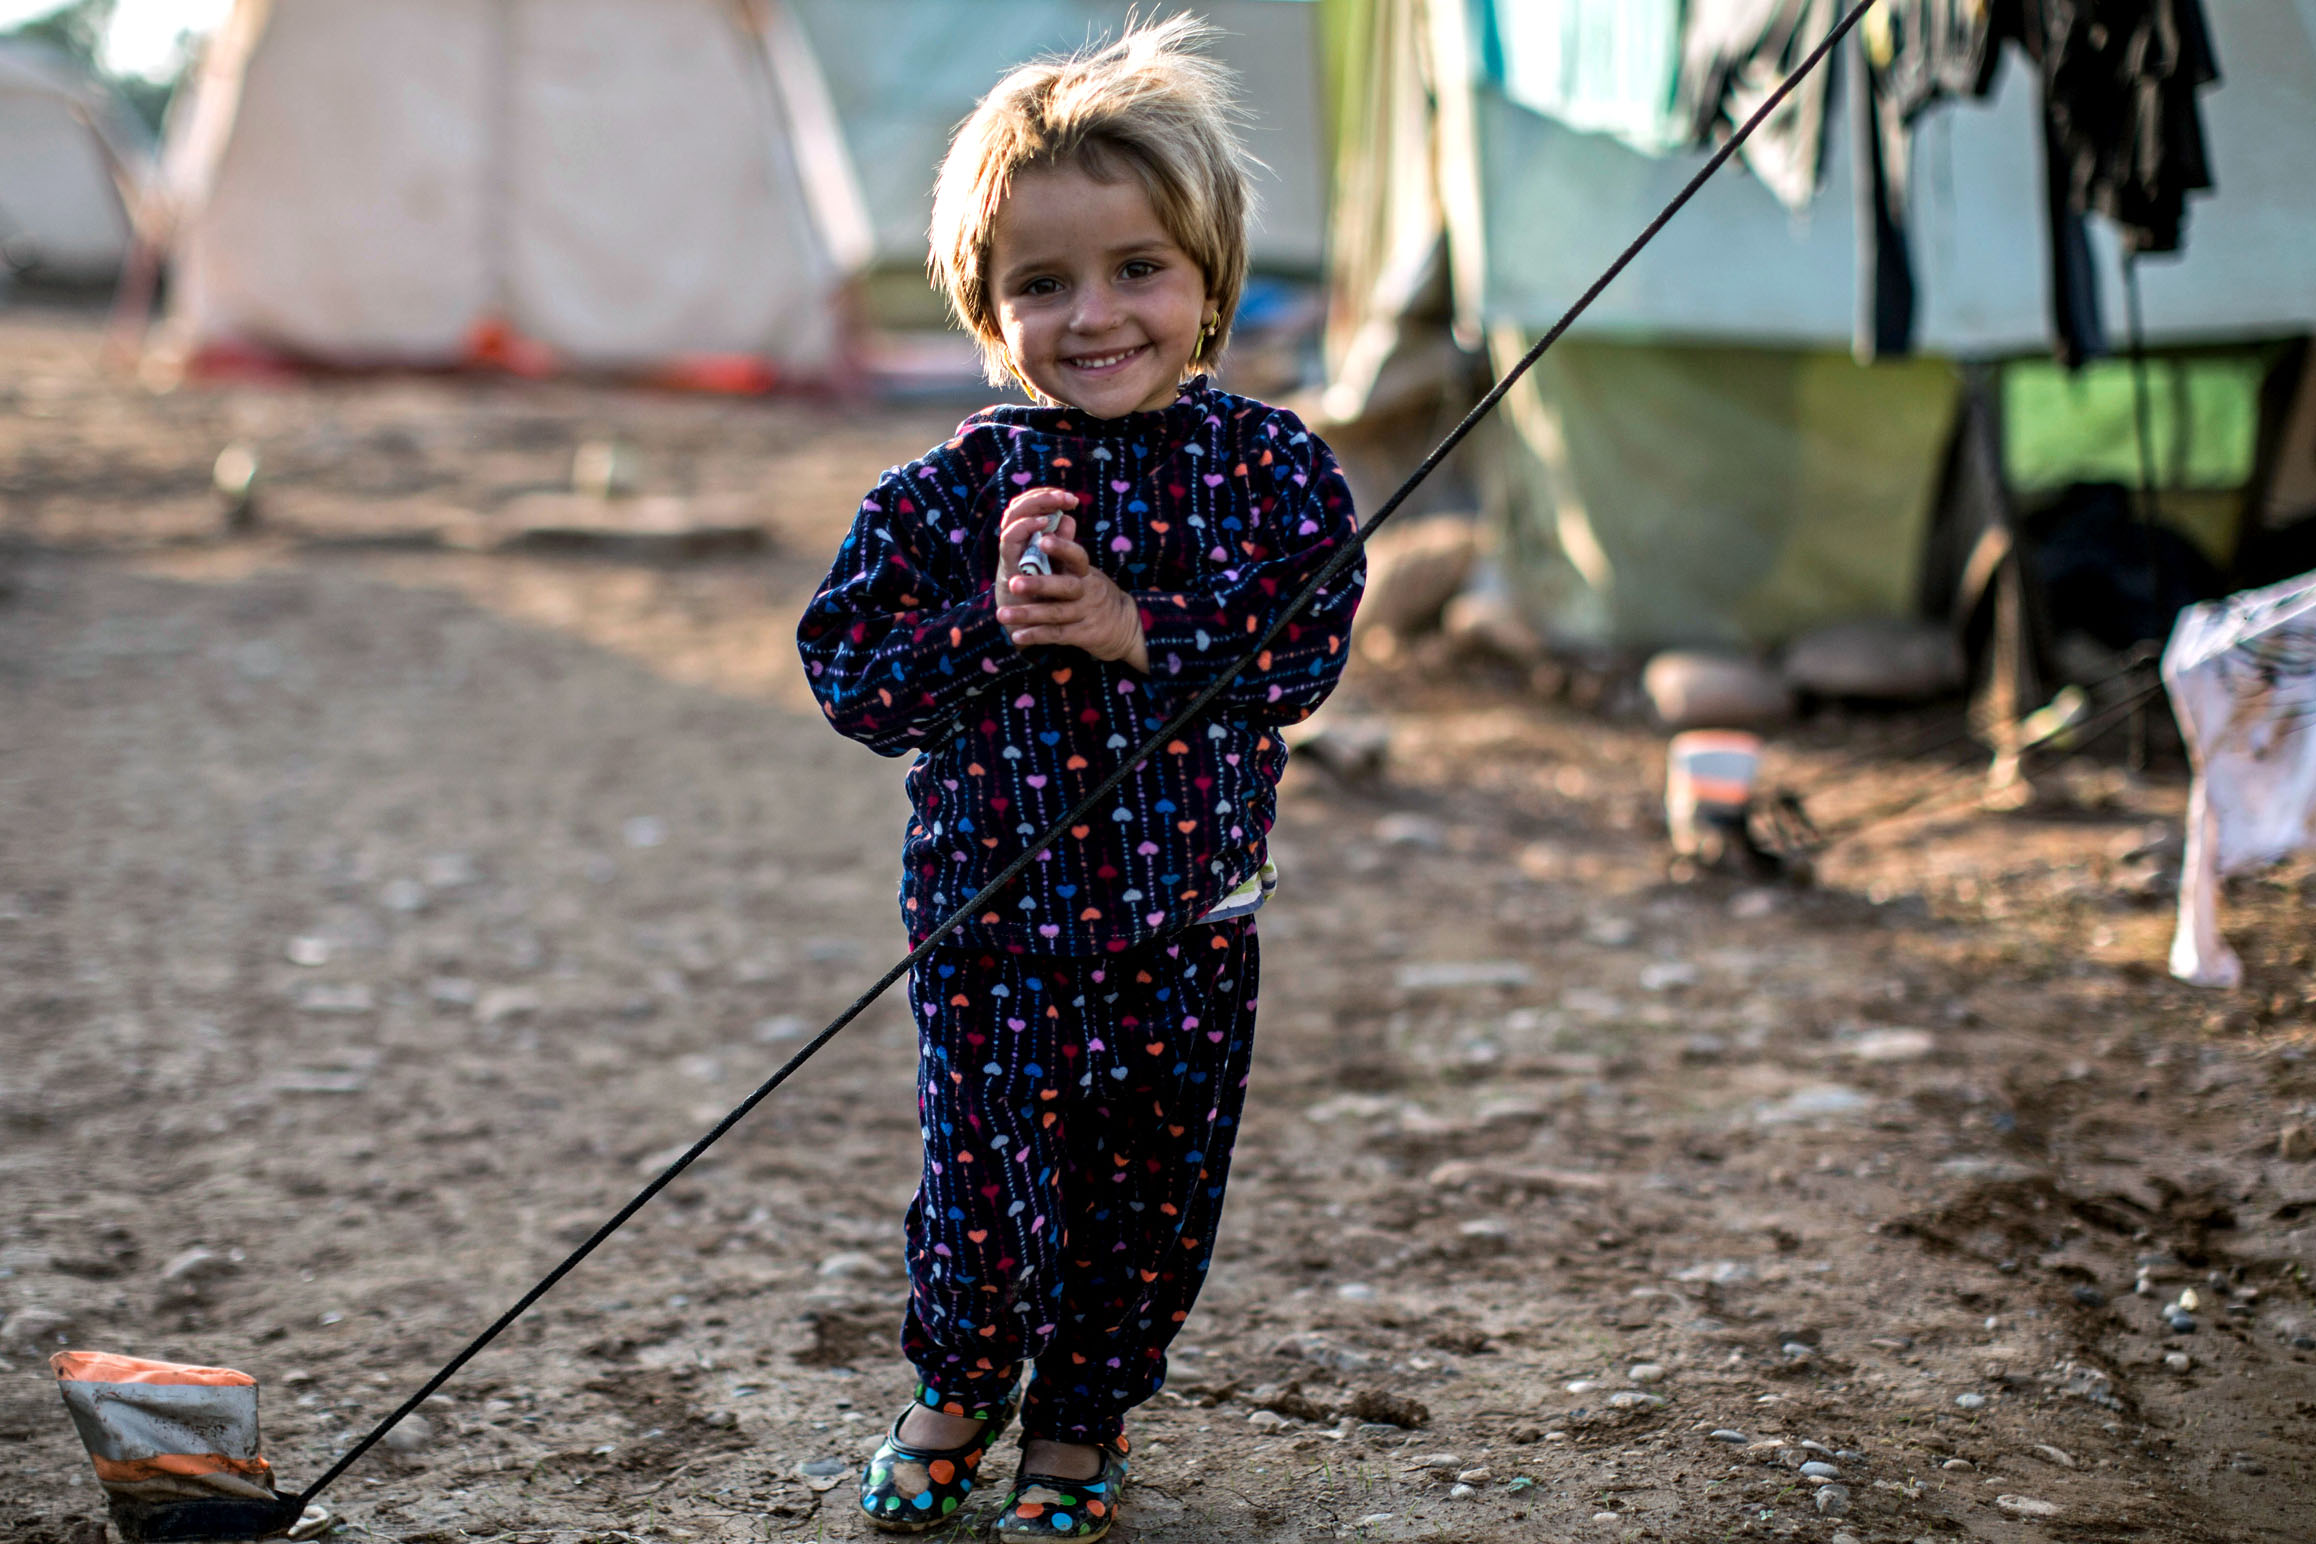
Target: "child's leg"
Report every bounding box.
[1020,921,1260,1444]
[900,947,1076,1413]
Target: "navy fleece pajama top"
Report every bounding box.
[796,377,1362,952]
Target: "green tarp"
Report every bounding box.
[1487,332,1961,647]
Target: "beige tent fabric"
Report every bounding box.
[164,0,869,373]
[173,0,494,361]
[0,44,139,282]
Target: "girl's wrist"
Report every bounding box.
[1117,594,1149,673]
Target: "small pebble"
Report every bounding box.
[1565,1379,1600,1394]
[1607,1390,1665,1410]
[2177,1288,2201,1313]
[2,1307,74,1345]
[2031,1444,2076,1469]
[1627,1362,1666,1384]
[2165,1311,2197,1334]
[1995,1494,2060,1518]
[1591,1513,1621,1525]
[1544,1430,1569,1443]
[1813,1484,1850,1517]
[1455,1468,1493,1485]
[1799,1440,1834,1456]
[381,1414,433,1454]
[1780,1341,1814,1358]
[2290,1335,2316,1351]
[2072,1284,2108,1307]
[1955,1392,1988,1411]
[380,878,429,913]
[159,1247,231,1284]
[2164,1351,2193,1371]
[1708,1429,1748,1444]
[1830,1534,1861,1544]
[1248,1410,1289,1431]
[285,1506,334,1542]
[1448,1483,1477,1500]
[1799,1460,1841,1480]
[1942,1458,1974,1471]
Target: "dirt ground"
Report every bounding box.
[6,302,2316,1544]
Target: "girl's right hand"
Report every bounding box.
[996,487,1078,578]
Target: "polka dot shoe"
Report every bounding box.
[992,1434,1129,1543]
[856,1382,1020,1534]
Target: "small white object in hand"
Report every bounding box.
[1018,511,1061,577]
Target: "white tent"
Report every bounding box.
[159,0,872,379]
[0,42,140,284]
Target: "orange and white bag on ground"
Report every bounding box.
[52,1351,302,1541]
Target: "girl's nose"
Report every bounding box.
[1070,282,1121,334]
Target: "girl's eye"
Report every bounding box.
[1021,276,1062,297]
[1120,259,1160,281]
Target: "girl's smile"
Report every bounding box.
[989,164,1217,418]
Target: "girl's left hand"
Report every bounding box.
[996,526,1148,672]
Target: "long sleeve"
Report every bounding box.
[796,455,1024,757]
[1132,415,1362,726]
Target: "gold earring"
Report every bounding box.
[1194,316,1219,361]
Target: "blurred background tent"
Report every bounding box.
[1318,0,2316,659]
[0,37,144,286]
[789,0,1328,386]
[152,0,871,385]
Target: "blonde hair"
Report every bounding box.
[929,14,1257,388]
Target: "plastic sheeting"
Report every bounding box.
[2164,571,2316,988]
[1485,331,1960,647]
[1480,0,1686,153]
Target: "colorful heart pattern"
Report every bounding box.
[795,376,1362,955]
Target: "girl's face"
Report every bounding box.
[988,163,1218,418]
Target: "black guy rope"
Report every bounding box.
[298,0,1882,1507]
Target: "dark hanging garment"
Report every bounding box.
[2001,0,2221,363]
[1850,0,2004,360]
[2007,0,2220,255]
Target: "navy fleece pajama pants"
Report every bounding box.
[901,919,1259,1444]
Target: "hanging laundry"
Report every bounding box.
[1676,0,1843,212]
[1850,0,2004,359]
[1680,0,2220,365]
[2004,0,2220,255]
[1997,0,2220,365]
[2163,571,2316,988]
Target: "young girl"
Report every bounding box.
[796,20,1360,1540]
